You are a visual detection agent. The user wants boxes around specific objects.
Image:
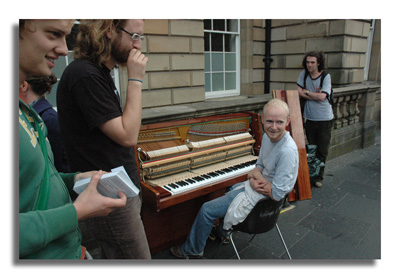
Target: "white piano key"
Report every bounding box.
[162,158,257,195]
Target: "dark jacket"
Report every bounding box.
[33,98,70,173]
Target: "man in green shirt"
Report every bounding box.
[19,19,127,259]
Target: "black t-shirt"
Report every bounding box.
[57,59,140,186]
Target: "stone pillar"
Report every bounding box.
[358,87,377,148]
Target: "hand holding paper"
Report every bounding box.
[73,170,127,221]
[73,166,140,198]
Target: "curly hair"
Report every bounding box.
[26,74,58,96]
[73,20,127,66]
[302,51,325,72]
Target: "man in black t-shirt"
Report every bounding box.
[57,19,150,259]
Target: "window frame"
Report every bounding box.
[204,19,241,99]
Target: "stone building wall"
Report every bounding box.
[269,19,372,92]
[119,19,206,108]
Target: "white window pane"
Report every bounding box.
[205,73,211,92]
[225,73,236,90]
[53,57,67,78]
[227,20,238,32]
[205,53,210,72]
[67,51,75,64]
[47,81,58,107]
[211,53,224,72]
[212,73,224,91]
[225,34,236,52]
[225,53,236,71]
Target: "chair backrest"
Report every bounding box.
[232,195,286,234]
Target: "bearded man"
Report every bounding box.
[57,20,150,259]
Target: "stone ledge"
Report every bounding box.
[333,81,380,94]
[142,94,271,125]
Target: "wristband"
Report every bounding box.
[128,78,143,83]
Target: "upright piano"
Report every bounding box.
[135,112,263,254]
[136,102,311,254]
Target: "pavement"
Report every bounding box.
[151,129,381,260]
[88,129,381,260]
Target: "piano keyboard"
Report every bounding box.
[147,155,257,195]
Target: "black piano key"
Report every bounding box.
[170,183,179,189]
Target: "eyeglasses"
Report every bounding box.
[119,27,144,41]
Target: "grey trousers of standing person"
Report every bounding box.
[85,195,151,259]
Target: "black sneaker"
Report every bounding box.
[170,245,203,259]
[209,227,231,245]
[221,234,231,245]
[208,227,218,241]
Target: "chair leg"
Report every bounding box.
[229,232,241,260]
[275,224,292,259]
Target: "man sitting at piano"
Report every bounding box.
[170,99,299,259]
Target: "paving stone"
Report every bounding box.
[330,193,381,226]
[298,207,372,247]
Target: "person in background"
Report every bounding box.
[297,51,333,188]
[57,19,151,259]
[19,73,70,173]
[19,19,127,260]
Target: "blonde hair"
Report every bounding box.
[263,99,290,119]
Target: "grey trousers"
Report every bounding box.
[85,195,151,259]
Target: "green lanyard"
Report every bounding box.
[33,115,51,211]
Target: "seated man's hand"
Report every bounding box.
[250,178,273,198]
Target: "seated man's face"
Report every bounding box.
[262,106,290,143]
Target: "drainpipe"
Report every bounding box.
[263,19,273,94]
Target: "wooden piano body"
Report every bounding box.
[135,112,263,254]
